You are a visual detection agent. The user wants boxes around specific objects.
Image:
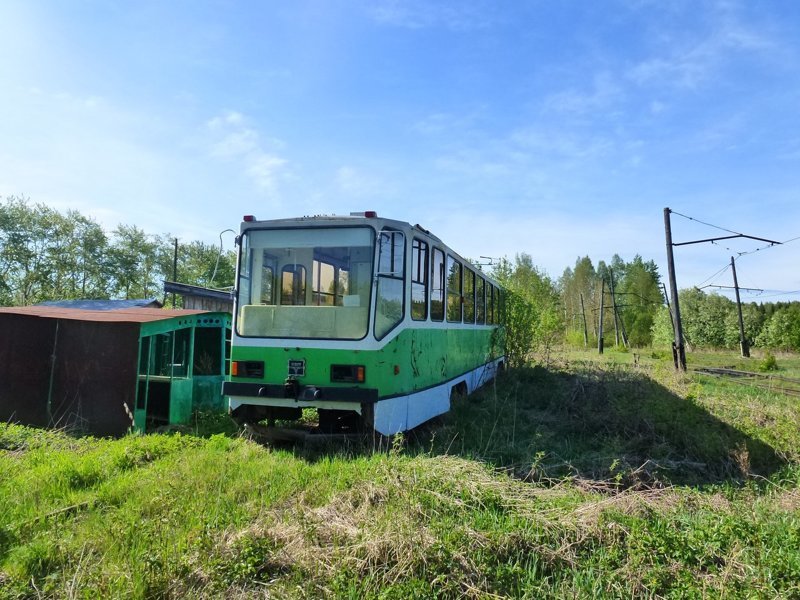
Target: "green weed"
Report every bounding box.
[2,351,800,598]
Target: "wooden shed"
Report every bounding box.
[0,306,230,435]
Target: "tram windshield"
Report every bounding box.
[236,227,374,339]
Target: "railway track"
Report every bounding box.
[693,367,800,398]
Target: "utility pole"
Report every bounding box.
[172,238,179,308]
[597,279,605,355]
[664,208,686,371]
[608,270,629,348]
[663,207,779,371]
[580,293,589,348]
[730,256,750,358]
[609,271,620,347]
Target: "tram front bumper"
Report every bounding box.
[223,381,379,405]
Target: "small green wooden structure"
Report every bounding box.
[134,311,231,432]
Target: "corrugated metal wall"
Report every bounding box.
[0,313,55,426]
[49,319,139,435]
[0,313,138,435]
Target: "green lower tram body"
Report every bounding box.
[224,327,503,435]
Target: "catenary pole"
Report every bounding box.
[664,208,686,371]
[580,293,589,348]
[597,279,605,355]
[730,256,750,358]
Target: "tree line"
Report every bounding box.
[4,196,797,353]
[651,290,800,352]
[558,254,663,348]
[0,196,235,307]
[558,254,800,353]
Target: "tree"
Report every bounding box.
[651,305,674,348]
[0,197,65,305]
[756,305,800,351]
[679,288,734,349]
[107,224,164,299]
[723,302,764,350]
[559,256,597,345]
[494,254,562,367]
[616,255,662,347]
[1,196,237,306]
[177,240,235,290]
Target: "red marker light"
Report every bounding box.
[364,211,378,218]
[243,215,256,222]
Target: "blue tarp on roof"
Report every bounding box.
[36,298,163,311]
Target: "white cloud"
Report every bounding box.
[205,111,287,191]
[542,72,622,115]
[509,128,615,161]
[336,166,377,196]
[367,0,498,31]
[627,10,775,89]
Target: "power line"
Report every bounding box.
[739,289,800,299]
[612,290,664,305]
[663,208,783,371]
[736,233,800,258]
[670,210,743,236]
[694,262,731,289]
[700,284,763,293]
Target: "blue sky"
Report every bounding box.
[2,0,799,301]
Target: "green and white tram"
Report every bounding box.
[223,212,505,435]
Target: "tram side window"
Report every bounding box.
[375,231,405,339]
[281,265,307,305]
[476,277,486,324]
[446,255,462,322]
[411,238,428,321]
[494,285,500,324]
[488,285,495,324]
[430,247,445,321]
[463,269,475,324]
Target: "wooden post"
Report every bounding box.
[608,270,628,347]
[580,293,589,348]
[664,208,686,371]
[609,271,620,347]
[172,238,179,308]
[731,256,750,358]
[598,279,605,354]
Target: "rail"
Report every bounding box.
[693,367,800,398]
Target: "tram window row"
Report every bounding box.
[411,237,502,326]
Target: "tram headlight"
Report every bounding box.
[330,364,365,383]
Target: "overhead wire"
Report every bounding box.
[673,210,798,298]
[693,262,731,289]
[670,210,743,236]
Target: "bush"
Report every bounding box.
[758,351,779,372]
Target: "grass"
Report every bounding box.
[2,348,800,598]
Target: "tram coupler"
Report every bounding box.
[284,377,300,399]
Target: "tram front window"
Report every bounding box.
[236,227,374,339]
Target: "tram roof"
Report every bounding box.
[240,213,426,233]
